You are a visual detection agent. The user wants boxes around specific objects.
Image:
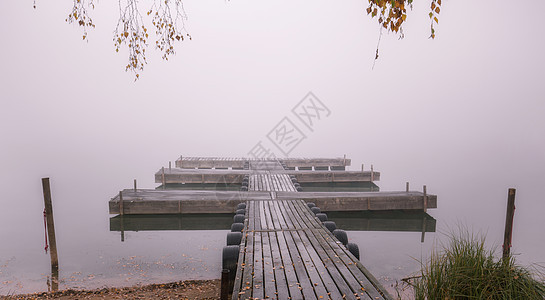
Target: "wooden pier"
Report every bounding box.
[109,156,437,299]
[232,199,391,299]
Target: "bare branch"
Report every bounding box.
[149,0,191,61]
[114,0,149,80]
[66,0,96,41]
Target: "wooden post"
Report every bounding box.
[423,185,428,213]
[220,269,230,300]
[161,167,166,190]
[169,161,172,172]
[343,154,346,167]
[361,164,364,172]
[503,188,516,260]
[50,264,59,291]
[370,165,374,181]
[421,216,427,243]
[406,182,409,192]
[119,191,124,216]
[133,179,137,193]
[42,178,59,269]
[120,214,125,242]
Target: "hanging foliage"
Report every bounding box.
[37,1,443,79]
[365,0,442,39]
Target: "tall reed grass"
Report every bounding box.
[410,231,545,299]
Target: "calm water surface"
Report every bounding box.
[1,171,544,296]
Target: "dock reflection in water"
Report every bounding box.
[110,211,436,241]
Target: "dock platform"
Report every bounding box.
[109,190,436,214]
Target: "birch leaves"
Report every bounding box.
[69,0,189,80]
[365,0,443,39]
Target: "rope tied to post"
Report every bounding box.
[43,208,49,253]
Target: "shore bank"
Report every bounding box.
[2,279,220,300]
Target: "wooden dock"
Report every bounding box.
[232,199,391,300]
[109,156,437,299]
[226,159,392,299]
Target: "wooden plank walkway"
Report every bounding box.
[231,199,392,299]
[229,162,392,299]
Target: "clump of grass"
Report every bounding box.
[410,230,545,299]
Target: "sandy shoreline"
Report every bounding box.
[2,279,220,299]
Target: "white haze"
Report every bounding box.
[1,0,544,294]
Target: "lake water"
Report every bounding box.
[1,166,544,297]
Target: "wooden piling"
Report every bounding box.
[120,214,125,242]
[119,191,124,216]
[361,164,364,172]
[423,185,428,213]
[371,165,374,181]
[134,179,137,193]
[502,188,516,260]
[343,154,346,166]
[421,216,427,243]
[220,269,230,300]
[41,178,59,269]
[169,161,172,172]
[406,182,409,192]
[50,264,59,291]
[161,167,166,190]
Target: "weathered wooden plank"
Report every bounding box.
[289,227,330,298]
[253,231,265,299]
[283,230,316,299]
[312,226,387,299]
[263,201,275,231]
[287,201,352,300]
[276,230,303,299]
[269,231,289,299]
[291,201,367,300]
[262,230,276,299]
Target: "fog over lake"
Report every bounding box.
[1,0,544,296]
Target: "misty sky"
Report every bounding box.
[1,0,545,279]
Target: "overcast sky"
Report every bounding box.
[1,0,545,268]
